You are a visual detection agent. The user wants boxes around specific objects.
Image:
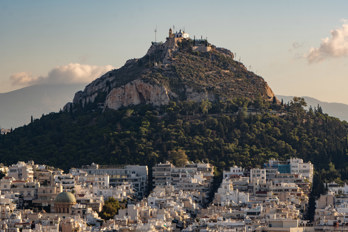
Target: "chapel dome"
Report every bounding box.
[55,192,76,203]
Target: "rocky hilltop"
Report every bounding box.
[1,30,347,185]
[68,29,275,111]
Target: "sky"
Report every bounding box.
[1,0,348,104]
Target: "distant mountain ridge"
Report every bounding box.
[0,84,85,128]
[277,95,348,122]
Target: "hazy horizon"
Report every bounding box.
[1,1,348,104]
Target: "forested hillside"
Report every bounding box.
[0,97,347,183]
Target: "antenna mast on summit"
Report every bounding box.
[154,26,157,42]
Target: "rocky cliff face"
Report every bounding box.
[68,35,276,111]
[105,79,171,110]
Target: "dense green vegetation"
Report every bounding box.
[305,173,327,221]
[99,197,125,220]
[0,97,347,184]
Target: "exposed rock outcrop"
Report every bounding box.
[185,87,216,102]
[67,30,277,111]
[105,79,170,110]
[265,84,276,100]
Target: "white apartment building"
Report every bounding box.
[289,158,314,182]
[185,162,214,182]
[10,180,39,207]
[152,161,174,186]
[328,182,348,195]
[54,173,76,191]
[0,176,14,192]
[80,163,148,198]
[79,174,109,188]
[75,192,103,212]
[270,182,306,204]
[92,183,134,201]
[223,166,244,179]
[34,169,55,186]
[214,179,249,206]
[152,162,214,195]
[249,168,266,184]
[7,161,34,181]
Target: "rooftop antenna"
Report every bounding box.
[154,26,157,42]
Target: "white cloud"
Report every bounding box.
[10,72,40,86]
[10,63,114,86]
[306,23,348,63]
